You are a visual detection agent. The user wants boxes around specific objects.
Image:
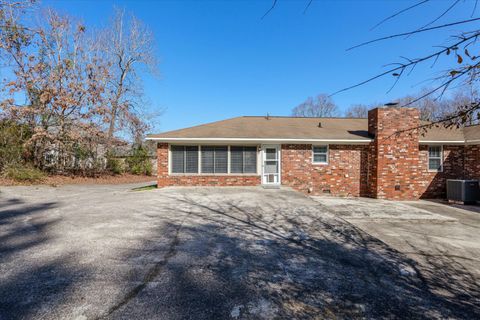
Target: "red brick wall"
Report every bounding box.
[368,108,421,200]
[156,142,367,195]
[281,144,368,197]
[156,143,261,187]
[466,145,480,180]
[367,107,480,200]
[418,145,465,198]
[155,130,480,200]
[416,145,480,198]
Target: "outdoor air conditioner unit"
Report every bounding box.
[446,179,480,204]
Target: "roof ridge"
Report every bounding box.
[241,115,368,120]
[146,116,244,136]
[464,122,480,128]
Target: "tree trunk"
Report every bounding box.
[107,103,117,144]
[107,69,126,149]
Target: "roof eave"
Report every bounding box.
[145,137,372,144]
[147,137,480,145]
[419,140,466,144]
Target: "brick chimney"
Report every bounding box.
[367,107,421,200]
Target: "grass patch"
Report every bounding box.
[4,165,46,183]
[132,184,157,191]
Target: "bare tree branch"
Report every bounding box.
[292,94,339,117]
[370,0,429,31]
[261,0,277,20]
[347,18,480,51]
[472,0,478,17]
[333,34,479,96]
[345,104,370,118]
[415,0,460,33]
[393,102,480,138]
[97,7,158,145]
[303,0,314,15]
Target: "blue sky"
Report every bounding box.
[43,0,474,132]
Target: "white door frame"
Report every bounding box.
[261,144,281,185]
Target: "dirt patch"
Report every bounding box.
[0,173,154,186]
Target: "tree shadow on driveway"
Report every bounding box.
[0,195,88,320]
[106,190,480,319]
[0,198,58,259]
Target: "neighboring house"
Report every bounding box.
[43,133,128,172]
[146,107,480,200]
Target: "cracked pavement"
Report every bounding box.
[0,184,479,319]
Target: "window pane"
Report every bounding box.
[201,146,214,173]
[230,146,243,173]
[266,148,277,160]
[214,146,228,173]
[429,146,441,158]
[267,174,277,183]
[429,158,441,171]
[185,146,198,173]
[314,154,327,163]
[244,147,257,173]
[265,160,278,174]
[313,146,327,154]
[171,146,184,173]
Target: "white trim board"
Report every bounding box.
[147,137,480,145]
[419,140,480,145]
[146,137,372,144]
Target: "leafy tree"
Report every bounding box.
[0,8,108,171]
[0,2,159,175]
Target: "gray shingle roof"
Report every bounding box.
[147,116,480,143]
[463,124,480,142]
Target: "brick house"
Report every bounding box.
[146,107,480,200]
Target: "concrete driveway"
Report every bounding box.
[0,184,479,319]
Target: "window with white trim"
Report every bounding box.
[201,146,228,174]
[230,146,257,174]
[170,145,257,174]
[171,145,199,173]
[312,145,328,164]
[428,145,443,172]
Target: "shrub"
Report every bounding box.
[144,161,153,176]
[106,157,124,175]
[129,161,152,176]
[4,165,46,182]
[126,146,153,176]
[0,120,32,170]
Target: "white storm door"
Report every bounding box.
[262,145,280,185]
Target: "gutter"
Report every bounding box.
[144,137,373,144]
[418,140,466,144]
[146,136,480,145]
[419,139,480,145]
